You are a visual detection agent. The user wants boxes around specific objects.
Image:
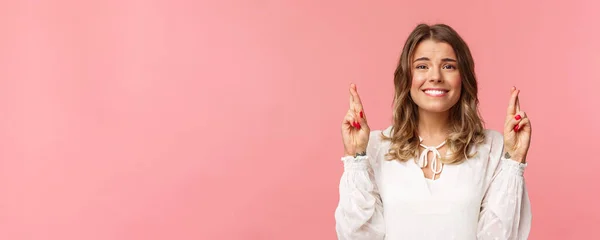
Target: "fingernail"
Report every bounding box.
[352,122,358,128]
[356,122,361,129]
[514,125,520,131]
[360,111,364,118]
[515,115,521,120]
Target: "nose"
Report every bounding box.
[429,68,443,83]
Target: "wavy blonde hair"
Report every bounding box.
[381,23,485,164]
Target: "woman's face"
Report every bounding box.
[409,39,462,114]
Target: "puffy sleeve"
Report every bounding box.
[334,130,385,240]
[477,132,532,240]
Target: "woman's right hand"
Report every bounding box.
[342,83,370,157]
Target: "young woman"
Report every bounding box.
[335,24,532,240]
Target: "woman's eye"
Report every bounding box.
[416,65,427,69]
[443,65,457,69]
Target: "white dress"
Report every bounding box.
[335,126,532,240]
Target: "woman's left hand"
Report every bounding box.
[503,86,532,163]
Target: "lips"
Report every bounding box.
[423,88,449,97]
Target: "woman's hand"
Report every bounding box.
[342,83,370,157]
[503,87,532,163]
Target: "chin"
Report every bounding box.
[420,106,453,114]
[412,91,460,111]
[417,101,457,114]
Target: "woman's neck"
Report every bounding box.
[417,110,450,143]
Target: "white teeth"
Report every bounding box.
[424,90,446,96]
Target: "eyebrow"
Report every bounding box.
[413,57,457,62]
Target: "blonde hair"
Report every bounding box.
[382,23,485,164]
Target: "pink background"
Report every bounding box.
[1,0,599,239]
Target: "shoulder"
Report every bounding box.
[368,125,393,145]
[477,129,505,154]
[364,126,392,158]
[482,129,504,146]
[478,129,506,165]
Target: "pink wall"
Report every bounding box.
[1,0,599,239]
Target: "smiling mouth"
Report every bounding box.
[423,89,449,97]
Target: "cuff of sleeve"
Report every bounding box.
[340,155,369,170]
[500,158,527,176]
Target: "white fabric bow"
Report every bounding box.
[417,137,446,180]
